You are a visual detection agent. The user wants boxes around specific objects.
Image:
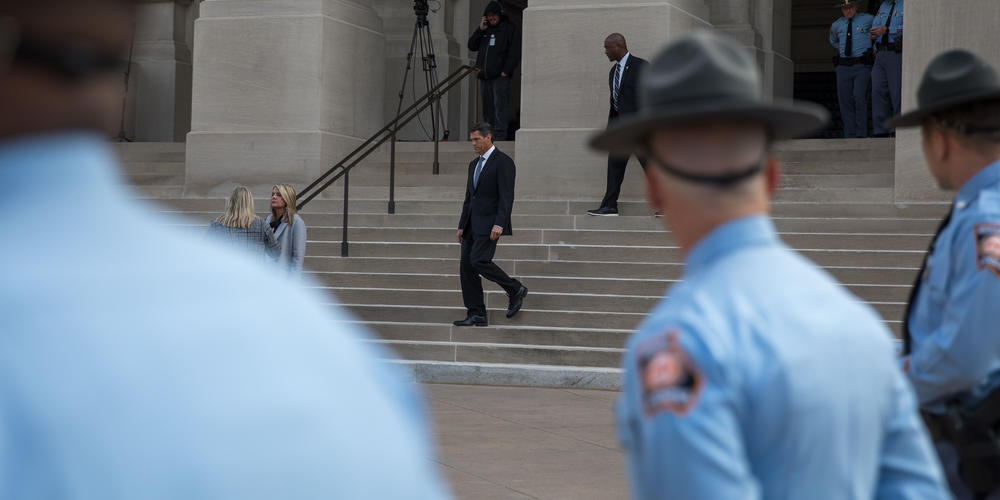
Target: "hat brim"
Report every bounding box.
[833,1,861,7]
[590,100,830,155]
[886,88,1000,128]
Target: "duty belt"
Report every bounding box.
[922,387,1000,496]
[877,40,903,53]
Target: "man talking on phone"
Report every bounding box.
[468,1,520,141]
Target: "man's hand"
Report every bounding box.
[490,225,502,241]
[480,16,488,30]
[456,229,464,243]
[501,72,508,78]
[870,25,887,37]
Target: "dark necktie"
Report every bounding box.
[902,205,954,355]
[845,17,853,57]
[881,1,896,46]
[473,156,485,188]
[612,63,621,111]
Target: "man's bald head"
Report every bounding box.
[0,0,135,138]
[604,33,628,62]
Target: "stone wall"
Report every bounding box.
[894,0,1000,203]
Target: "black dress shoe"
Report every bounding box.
[506,286,528,318]
[586,207,619,216]
[453,315,487,327]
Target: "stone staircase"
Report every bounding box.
[122,139,948,389]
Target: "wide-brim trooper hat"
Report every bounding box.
[886,49,1000,128]
[590,31,829,156]
[832,0,862,8]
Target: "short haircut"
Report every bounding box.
[470,122,493,139]
[929,98,1000,152]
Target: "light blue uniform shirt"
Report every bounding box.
[906,160,1000,409]
[616,215,948,499]
[0,133,450,499]
[874,0,904,44]
[830,13,875,57]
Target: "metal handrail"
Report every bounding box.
[296,64,479,256]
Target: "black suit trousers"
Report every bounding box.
[460,233,520,317]
[600,153,648,210]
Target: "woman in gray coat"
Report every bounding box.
[207,185,279,263]
[266,183,307,275]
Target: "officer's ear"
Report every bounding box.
[764,156,781,197]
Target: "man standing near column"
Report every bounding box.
[871,0,904,137]
[454,122,527,327]
[468,1,520,141]
[588,33,649,217]
[830,0,874,138]
[890,50,1000,499]
[591,31,948,499]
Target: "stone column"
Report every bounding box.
[514,0,710,200]
[129,0,196,142]
[185,0,386,196]
[894,0,1000,203]
[709,0,793,99]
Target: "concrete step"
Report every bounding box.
[781,173,894,189]
[772,187,894,203]
[392,360,623,390]
[329,287,660,314]
[111,142,186,163]
[359,321,631,348]
[312,272,912,303]
[781,160,892,176]
[343,304,646,330]
[304,256,920,286]
[373,339,624,368]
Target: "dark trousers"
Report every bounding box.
[460,234,520,317]
[835,64,872,138]
[872,51,902,135]
[481,77,510,140]
[600,153,648,210]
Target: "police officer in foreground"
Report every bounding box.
[829,0,874,138]
[591,31,949,499]
[890,50,1000,499]
[0,1,449,498]
[871,0,904,137]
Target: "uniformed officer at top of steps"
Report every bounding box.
[0,1,449,498]
[889,49,1000,500]
[591,30,949,500]
[829,0,874,138]
[871,0,904,137]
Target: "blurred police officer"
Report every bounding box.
[890,50,1000,500]
[0,1,450,498]
[871,0,904,137]
[591,31,948,499]
[468,1,520,141]
[830,0,874,138]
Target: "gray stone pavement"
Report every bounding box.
[424,384,628,500]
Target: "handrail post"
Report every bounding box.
[389,128,397,215]
[431,90,440,175]
[341,171,349,257]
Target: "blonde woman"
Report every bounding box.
[266,183,307,275]
[207,186,279,262]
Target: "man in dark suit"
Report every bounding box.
[588,33,650,216]
[454,122,527,327]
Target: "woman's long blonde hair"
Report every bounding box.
[271,183,298,225]
[216,185,257,229]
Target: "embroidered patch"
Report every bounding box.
[636,330,703,417]
[975,223,1000,278]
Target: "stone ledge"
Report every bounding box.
[390,359,622,390]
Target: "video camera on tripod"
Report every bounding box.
[413,0,430,21]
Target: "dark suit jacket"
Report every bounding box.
[459,148,515,237]
[608,54,649,124]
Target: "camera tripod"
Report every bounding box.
[391,1,449,175]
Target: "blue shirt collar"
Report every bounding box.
[684,214,779,276]
[0,131,120,210]
[956,159,1000,208]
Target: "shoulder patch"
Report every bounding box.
[975,223,1000,277]
[636,330,703,417]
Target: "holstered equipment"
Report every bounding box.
[923,387,1000,497]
